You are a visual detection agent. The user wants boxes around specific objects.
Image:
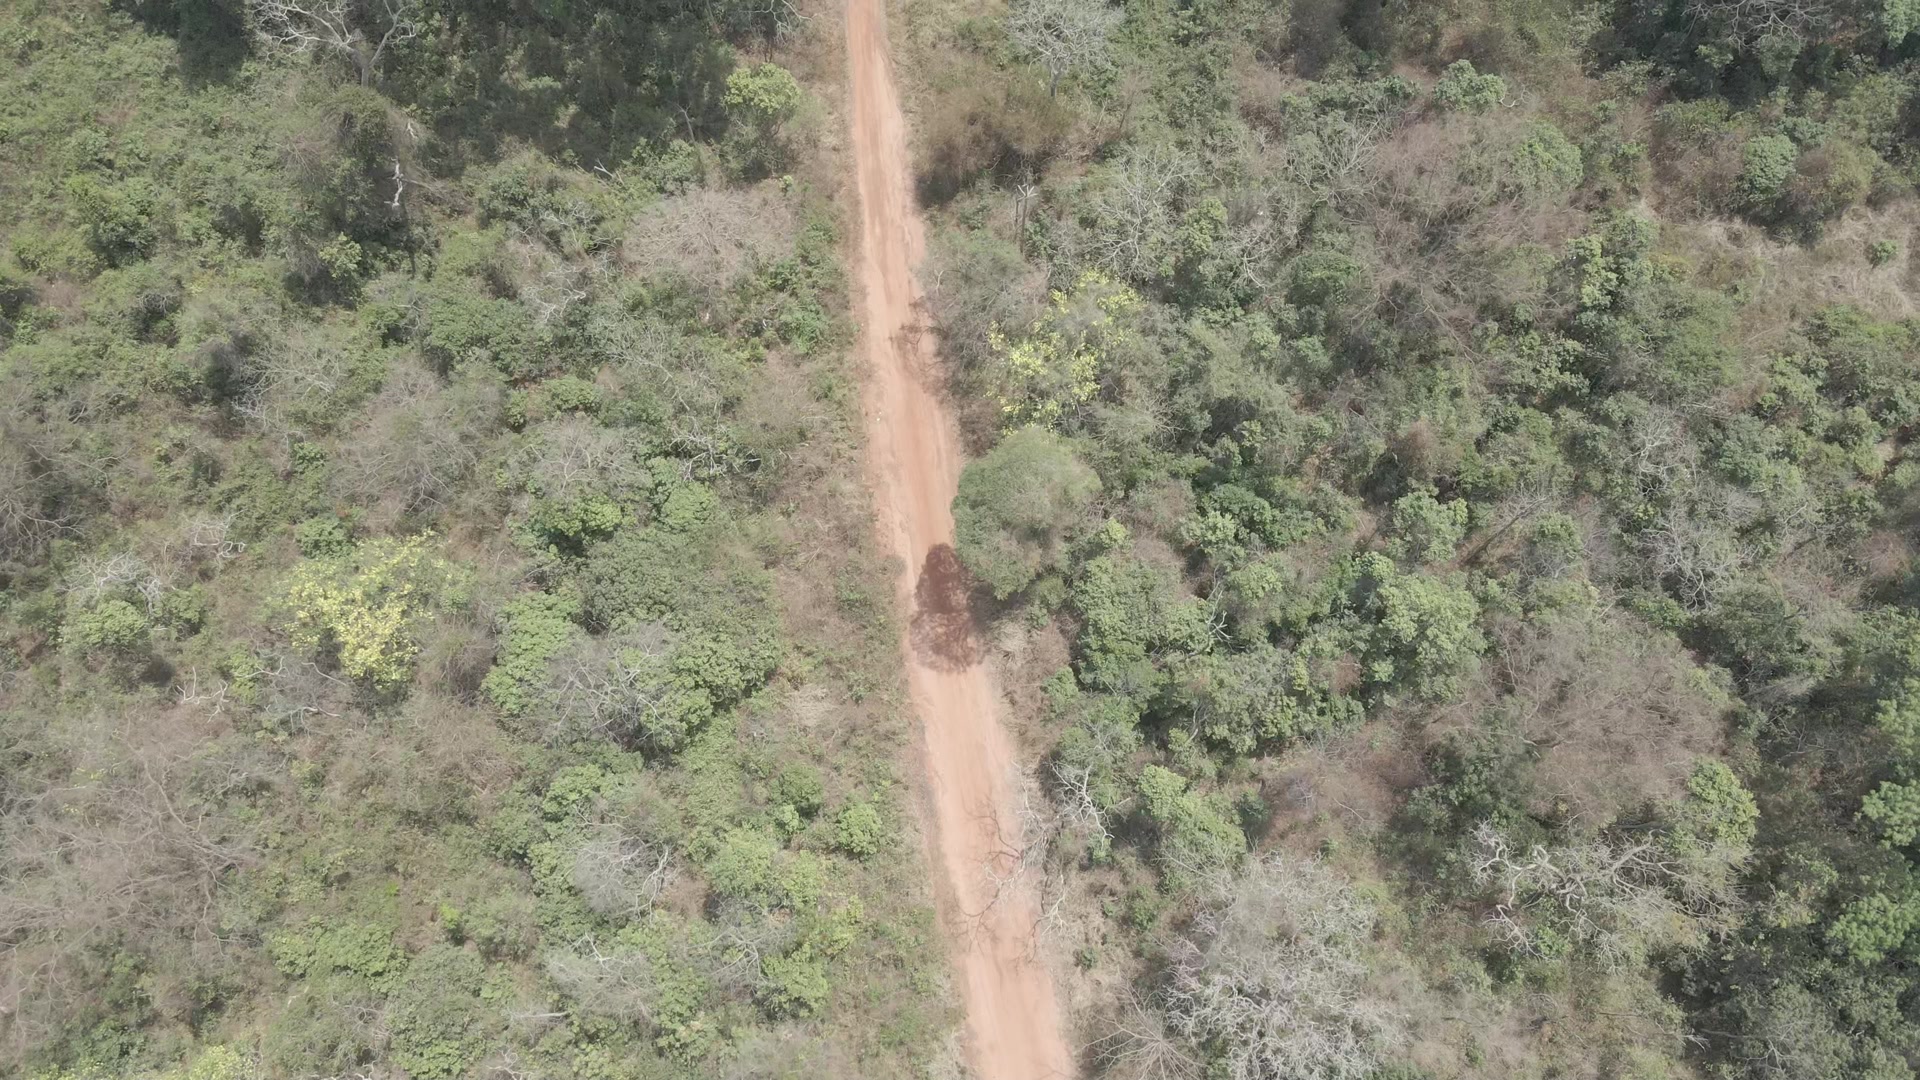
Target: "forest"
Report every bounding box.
[0,0,1918,1077]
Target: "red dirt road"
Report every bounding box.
[843,0,1077,1076]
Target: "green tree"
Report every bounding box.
[1353,555,1485,702]
[953,426,1101,598]
[1386,487,1468,565]
[1739,135,1798,208]
[723,63,805,177]
[833,798,889,859]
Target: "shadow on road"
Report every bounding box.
[909,544,981,672]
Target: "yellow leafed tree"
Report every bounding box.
[989,269,1139,428]
[279,534,469,687]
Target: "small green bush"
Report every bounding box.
[759,943,830,1017]
[1507,122,1584,200]
[481,590,581,717]
[1136,765,1246,882]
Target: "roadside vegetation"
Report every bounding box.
[0,2,953,1078]
[907,0,1920,1074]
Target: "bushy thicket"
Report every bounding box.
[0,3,945,1079]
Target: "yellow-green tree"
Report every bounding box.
[989,269,1139,428]
[278,534,468,687]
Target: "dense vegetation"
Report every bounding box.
[10,0,1920,1075]
[907,0,1920,1074]
[0,2,954,1078]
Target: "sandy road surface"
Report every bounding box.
[842,0,1076,1076]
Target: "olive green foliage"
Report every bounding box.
[388,946,493,1080]
[953,426,1102,598]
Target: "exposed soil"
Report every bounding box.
[842,0,1077,1075]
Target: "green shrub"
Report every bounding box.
[772,763,826,818]
[267,920,405,987]
[482,590,582,717]
[420,283,536,375]
[759,943,831,1017]
[1507,122,1584,200]
[1781,140,1876,231]
[706,826,780,903]
[833,798,889,860]
[1434,60,1506,113]
[1136,765,1246,882]
[1386,487,1468,565]
[1739,135,1798,207]
[66,599,151,655]
[295,515,354,558]
[67,174,160,264]
[464,893,541,961]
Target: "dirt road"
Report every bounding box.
[842,0,1076,1076]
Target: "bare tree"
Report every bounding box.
[66,551,169,615]
[1006,0,1124,97]
[251,0,423,86]
[0,709,265,1061]
[237,331,355,440]
[539,625,676,747]
[1089,993,1203,1080]
[1470,821,1708,969]
[1077,145,1201,282]
[1160,854,1400,1080]
[509,416,651,507]
[338,367,500,523]
[624,187,798,296]
[571,827,677,921]
[0,424,72,564]
[542,938,665,1025]
[1683,0,1848,39]
[1642,501,1757,610]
